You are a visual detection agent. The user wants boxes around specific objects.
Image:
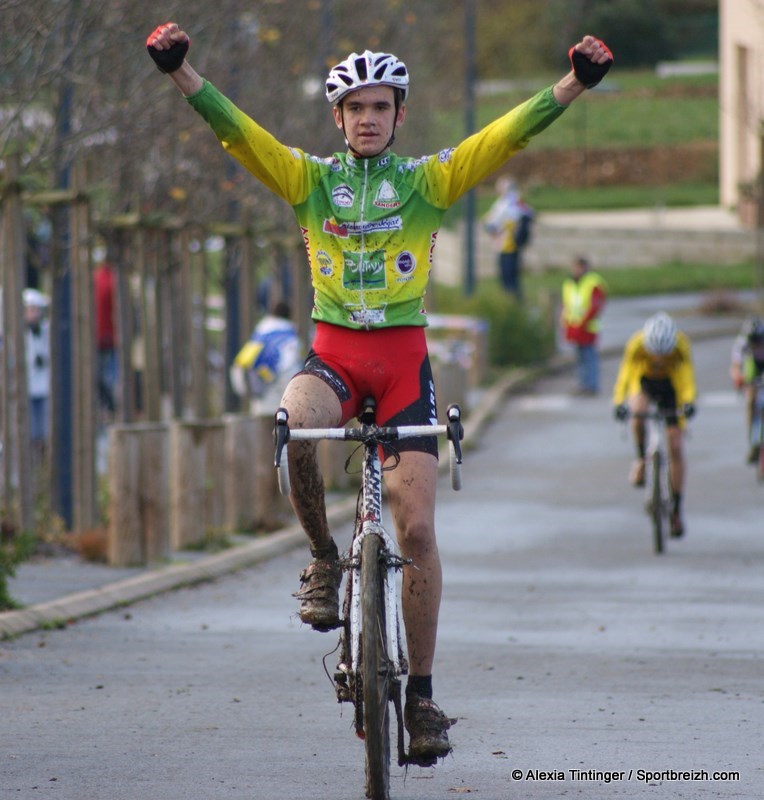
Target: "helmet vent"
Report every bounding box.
[354,57,368,81]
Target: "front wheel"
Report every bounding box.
[361,534,391,800]
[650,451,665,554]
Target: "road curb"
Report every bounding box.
[0,319,739,640]
[2,363,537,640]
[0,496,357,640]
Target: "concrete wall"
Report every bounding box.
[432,215,757,287]
[719,0,764,209]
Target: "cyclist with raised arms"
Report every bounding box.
[613,312,697,539]
[147,22,613,765]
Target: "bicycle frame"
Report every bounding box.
[273,399,463,798]
[630,409,679,554]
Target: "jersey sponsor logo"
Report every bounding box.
[323,216,403,238]
[323,218,349,238]
[395,251,416,278]
[343,250,386,290]
[400,155,429,172]
[373,179,400,209]
[332,184,355,208]
[438,147,454,163]
[345,303,388,326]
[364,216,403,234]
[427,378,437,424]
[300,225,311,259]
[428,231,438,264]
[316,249,334,277]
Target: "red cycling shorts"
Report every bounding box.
[299,322,438,457]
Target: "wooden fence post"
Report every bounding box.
[432,360,468,421]
[253,412,292,531]
[141,228,162,422]
[108,423,169,566]
[223,413,257,532]
[170,420,226,549]
[71,165,97,532]
[0,153,34,533]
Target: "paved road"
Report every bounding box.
[2,324,761,799]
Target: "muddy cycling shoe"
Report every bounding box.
[404,695,455,766]
[670,512,685,539]
[629,458,646,487]
[293,557,342,631]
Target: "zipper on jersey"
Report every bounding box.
[358,158,370,329]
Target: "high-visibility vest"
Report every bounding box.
[562,272,606,334]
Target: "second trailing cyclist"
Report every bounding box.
[729,316,764,464]
[613,312,697,538]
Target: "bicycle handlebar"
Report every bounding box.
[274,404,464,494]
[628,409,685,420]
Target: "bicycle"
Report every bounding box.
[273,398,464,800]
[748,376,764,482]
[624,409,684,555]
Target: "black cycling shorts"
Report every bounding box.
[640,376,679,426]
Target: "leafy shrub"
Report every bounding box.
[0,523,36,611]
[431,282,556,371]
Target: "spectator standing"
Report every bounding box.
[23,288,51,464]
[560,256,607,395]
[93,254,118,416]
[229,301,302,413]
[482,176,534,298]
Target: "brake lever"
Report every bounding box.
[274,407,290,467]
[446,403,463,464]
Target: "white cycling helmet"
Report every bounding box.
[643,312,677,355]
[325,50,409,105]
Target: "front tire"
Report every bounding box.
[651,451,665,554]
[361,534,391,800]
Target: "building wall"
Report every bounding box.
[719,0,764,209]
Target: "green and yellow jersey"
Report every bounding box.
[188,80,567,330]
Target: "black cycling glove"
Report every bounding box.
[614,404,628,422]
[568,40,613,89]
[146,25,189,74]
